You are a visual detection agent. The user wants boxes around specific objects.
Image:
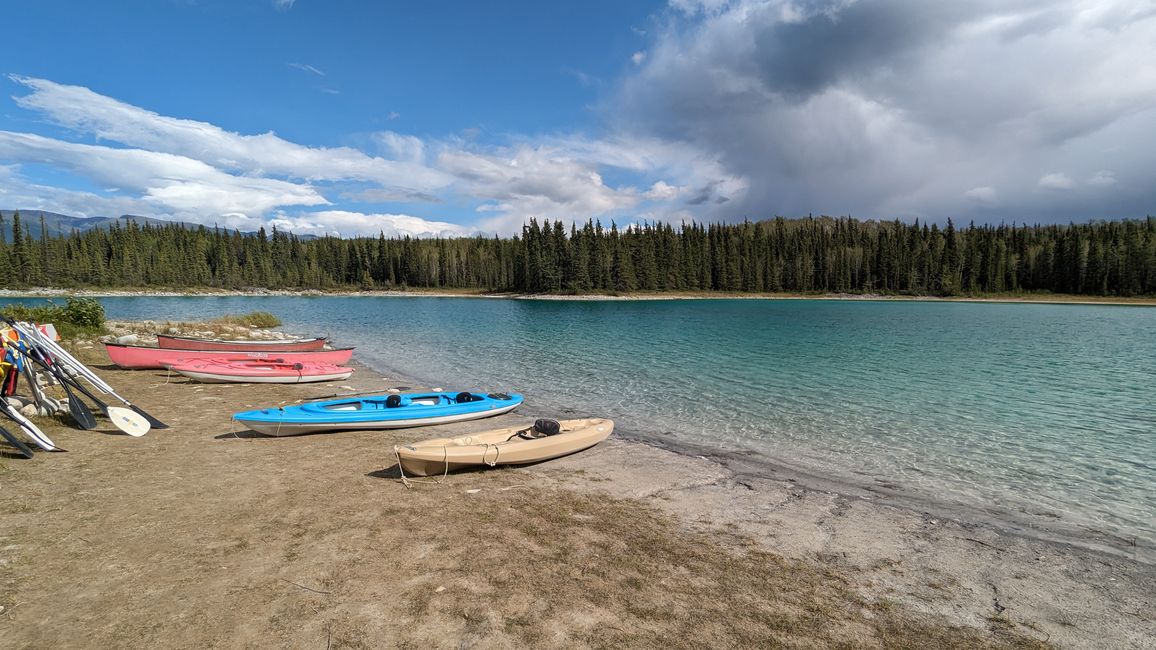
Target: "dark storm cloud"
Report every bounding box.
[610,0,1156,224]
[749,0,969,98]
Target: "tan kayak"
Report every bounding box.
[394,418,613,476]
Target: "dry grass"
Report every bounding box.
[210,311,282,329]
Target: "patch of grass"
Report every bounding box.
[212,311,282,329]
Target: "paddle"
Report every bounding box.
[19,344,98,430]
[0,358,61,450]
[0,397,62,450]
[25,350,149,437]
[0,420,34,458]
[15,349,53,413]
[2,318,168,430]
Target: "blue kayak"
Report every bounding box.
[232,391,523,436]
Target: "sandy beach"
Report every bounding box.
[1,340,1153,648]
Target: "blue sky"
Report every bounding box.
[2,1,1155,237]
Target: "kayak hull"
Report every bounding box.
[157,334,328,352]
[233,392,523,436]
[104,342,354,369]
[168,360,353,384]
[395,418,613,476]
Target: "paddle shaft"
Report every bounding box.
[17,354,50,410]
[21,345,98,430]
[2,318,113,391]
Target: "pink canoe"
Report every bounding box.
[168,359,353,384]
[104,342,355,370]
[156,334,328,352]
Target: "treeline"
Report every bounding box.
[1,211,1154,296]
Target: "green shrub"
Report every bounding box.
[62,297,105,329]
[0,296,106,338]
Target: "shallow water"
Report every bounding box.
[9,295,1155,549]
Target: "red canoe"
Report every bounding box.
[156,334,328,352]
[104,342,354,370]
[167,359,354,384]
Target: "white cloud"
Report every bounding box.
[4,77,730,236]
[375,131,425,164]
[9,76,452,192]
[274,0,296,11]
[632,51,647,65]
[646,180,682,200]
[1038,172,1075,191]
[439,145,642,233]
[0,131,327,216]
[964,186,997,204]
[267,210,473,238]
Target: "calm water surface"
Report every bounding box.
[10,296,1156,550]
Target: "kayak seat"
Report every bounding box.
[506,418,563,442]
[386,394,402,408]
[455,391,478,403]
[534,419,561,436]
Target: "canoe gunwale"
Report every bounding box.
[156,334,329,352]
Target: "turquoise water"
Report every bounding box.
[8,296,1155,552]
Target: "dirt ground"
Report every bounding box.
[0,342,1150,648]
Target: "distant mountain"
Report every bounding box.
[0,210,197,242]
[0,210,306,242]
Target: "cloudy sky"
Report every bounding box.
[2,1,1154,237]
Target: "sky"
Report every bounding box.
[1,0,1154,238]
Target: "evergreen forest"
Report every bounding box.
[2,211,1154,296]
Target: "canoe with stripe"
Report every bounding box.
[104,342,354,370]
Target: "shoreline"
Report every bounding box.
[2,287,1155,307]
[92,312,1156,565]
[342,352,1156,646]
[359,352,1154,566]
[2,345,1153,647]
[615,427,1156,563]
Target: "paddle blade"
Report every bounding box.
[130,405,169,429]
[106,406,151,437]
[66,392,99,430]
[0,401,58,451]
